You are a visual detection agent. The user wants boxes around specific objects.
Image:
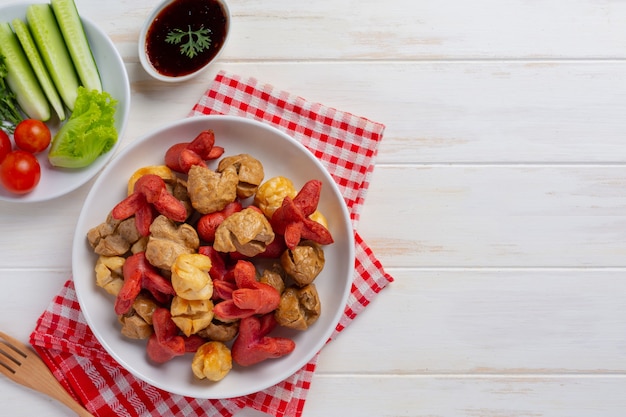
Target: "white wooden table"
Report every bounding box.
[2,0,626,415]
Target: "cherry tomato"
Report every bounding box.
[0,150,41,194]
[14,119,51,154]
[0,130,11,163]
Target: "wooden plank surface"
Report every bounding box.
[2,0,626,415]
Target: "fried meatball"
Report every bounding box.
[145,215,200,270]
[280,240,325,286]
[187,165,238,214]
[217,153,264,199]
[213,207,275,257]
[191,341,232,381]
[275,284,321,330]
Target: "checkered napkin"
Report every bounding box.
[29,71,394,417]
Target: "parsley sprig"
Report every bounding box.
[165,25,212,58]
[0,54,23,133]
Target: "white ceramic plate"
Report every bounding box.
[0,2,130,203]
[73,115,355,398]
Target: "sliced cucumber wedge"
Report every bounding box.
[51,0,102,92]
[12,18,66,121]
[0,22,50,121]
[26,3,80,111]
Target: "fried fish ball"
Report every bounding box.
[171,253,214,300]
[217,153,264,199]
[213,207,275,257]
[132,294,159,325]
[254,176,297,218]
[117,294,159,339]
[95,255,126,296]
[119,313,154,339]
[170,296,215,336]
[145,215,200,270]
[275,284,321,330]
[191,341,232,381]
[197,319,239,343]
[187,165,238,214]
[259,263,286,295]
[88,214,143,256]
[281,240,325,286]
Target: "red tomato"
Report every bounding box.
[0,130,11,163]
[14,119,51,154]
[0,150,41,194]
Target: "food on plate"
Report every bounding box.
[87,214,143,256]
[50,0,102,92]
[26,3,80,111]
[0,149,41,194]
[270,179,334,250]
[113,175,189,237]
[119,312,153,339]
[0,130,11,163]
[0,22,49,122]
[48,87,118,168]
[217,153,264,199]
[115,252,175,316]
[118,294,158,340]
[1,0,103,119]
[196,319,239,343]
[171,253,214,301]
[0,56,23,134]
[196,200,243,243]
[127,165,177,195]
[11,18,66,121]
[187,164,238,214]
[259,263,286,295]
[192,341,232,381]
[87,128,335,382]
[145,215,199,270]
[280,240,325,287]
[231,314,295,367]
[146,307,186,364]
[94,255,125,296]
[213,207,275,257]
[212,260,281,321]
[170,296,215,337]
[254,176,297,218]
[165,129,224,173]
[275,284,321,331]
[14,119,51,154]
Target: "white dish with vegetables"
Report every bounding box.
[72,115,355,398]
[0,1,130,202]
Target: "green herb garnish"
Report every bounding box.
[165,25,212,58]
[0,54,24,133]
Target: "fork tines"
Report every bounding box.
[0,332,28,374]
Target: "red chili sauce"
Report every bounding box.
[146,0,227,77]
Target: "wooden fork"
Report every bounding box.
[0,331,94,417]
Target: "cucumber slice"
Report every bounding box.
[12,18,66,122]
[26,4,80,111]
[51,0,102,92]
[0,22,50,121]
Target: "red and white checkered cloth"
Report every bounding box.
[30,71,394,417]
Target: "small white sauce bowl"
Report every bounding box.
[138,0,230,82]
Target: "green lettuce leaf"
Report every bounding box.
[48,86,117,168]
